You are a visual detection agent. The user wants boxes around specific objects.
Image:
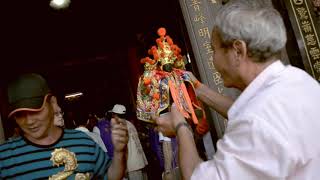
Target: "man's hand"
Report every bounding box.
[156,103,202,180]
[108,117,128,180]
[155,104,186,137]
[111,117,128,152]
[185,71,200,86]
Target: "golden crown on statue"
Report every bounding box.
[140,27,185,72]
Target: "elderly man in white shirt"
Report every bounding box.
[155,0,320,179]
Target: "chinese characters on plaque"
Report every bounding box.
[189,0,225,93]
[291,0,320,81]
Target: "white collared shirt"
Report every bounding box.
[126,120,148,172]
[75,126,108,152]
[192,61,320,180]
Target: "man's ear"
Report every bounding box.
[232,39,247,60]
[50,96,57,105]
[50,96,60,111]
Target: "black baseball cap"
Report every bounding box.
[7,73,51,118]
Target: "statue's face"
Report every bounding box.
[162,63,173,72]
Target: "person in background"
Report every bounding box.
[52,96,65,128]
[159,132,180,180]
[86,113,98,132]
[96,110,114,158]
[110,104,148,180]
[155,0,320,179]
[74,110,108,153]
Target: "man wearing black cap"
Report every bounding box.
[0,73,128,180]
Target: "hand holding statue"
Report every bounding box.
[154,103,188,137]
[184,71,202,89]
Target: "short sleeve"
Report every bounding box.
[93,126,101,135]
[92,141,112,179]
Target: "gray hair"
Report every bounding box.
[214,0,287,62]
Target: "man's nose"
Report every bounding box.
[25,114,36,125]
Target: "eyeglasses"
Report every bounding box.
[54,111,64,116]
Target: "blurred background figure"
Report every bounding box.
[160,132,180,180]
[96,110,114,158]
[52,96,65,128]
[86,113,99,132]
[54,110,64,128]
[110,104,148,180]
[73,109,108,152]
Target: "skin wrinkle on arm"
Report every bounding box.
[107,151,126,180]
[177,125,203,180]
[176,80,233,179]
[155,72,234,179]
[154,105,204,180]
[195,83,234,119]
[107,117,128,180]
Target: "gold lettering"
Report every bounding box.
[301,21,312,33]
[208,61,215,69]
[194,13,206,24]
[305,34,317,46]
[208,55,214,62]
[212,72,223,85]
[207,55,215,69]
[310,47,320,60]
[203,41,214,54]
[198,27,210,38]
[313,60,320,73]
[296,7,308,20]
[190,0,201,11]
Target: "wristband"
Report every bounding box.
[194,80,201,89]
[175,122,191,135]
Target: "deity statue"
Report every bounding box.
[136,27,206,129]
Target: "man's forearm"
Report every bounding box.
[196,84,234,118]
[107,151,126,180]
[177,125,203,180]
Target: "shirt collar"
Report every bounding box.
[76,126,90,132]
[228,60,286,119]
